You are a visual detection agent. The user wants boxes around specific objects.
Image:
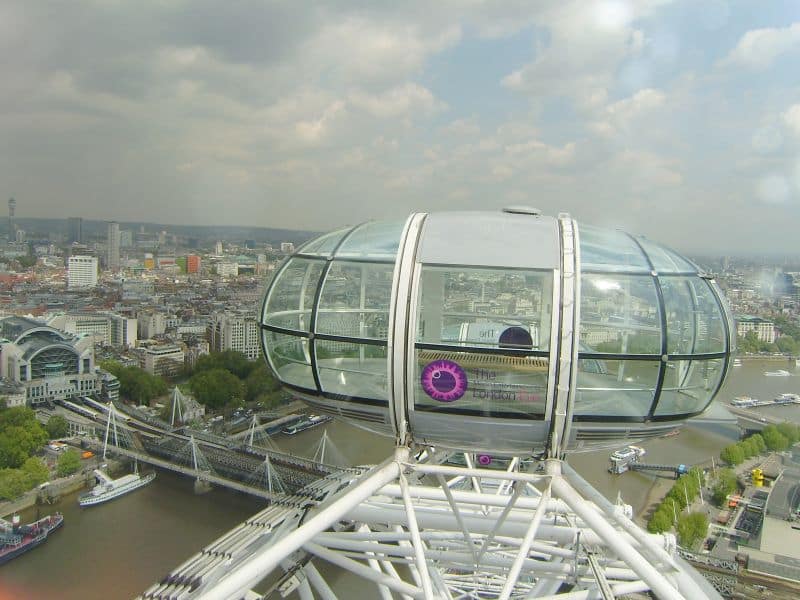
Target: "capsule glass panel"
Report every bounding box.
[262,330,314,390]
[416,266,553,350]
[579,225,649,273]
[636,237,698,273]
[296,227,351,256]
[655,358,725,416]
[574,359,659,418]
[579,274,661,355]
[316,262,393,340]
[315,341,388,401]
[660,277,726,355]
[335,220,405,260]
[262,258,324,331]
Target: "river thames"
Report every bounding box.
[2,358,798,599]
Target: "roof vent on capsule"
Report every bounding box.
[502,205,542,216]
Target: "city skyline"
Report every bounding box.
[2,2,800,254]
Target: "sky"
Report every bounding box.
[2,1,800,254]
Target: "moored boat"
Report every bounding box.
[0,513,63,565]
[764,369,791,377]
[78,469,156,507]
[282,414,333,435]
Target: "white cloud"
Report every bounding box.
[348,83,444,118]
[302,18,461,83]
[723,22,800,69]
[756,174,791,204]
[295,100,346,143]
[783,104,800,137]
[591,88,666,135]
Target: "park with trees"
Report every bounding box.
[185,351,284,412]
[646,466,709,548]
[0,404,51,500]
[100,360,169,404]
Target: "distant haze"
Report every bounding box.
[2,2,799,254]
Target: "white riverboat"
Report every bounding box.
[764,369,791,377]
[78,469,156,507]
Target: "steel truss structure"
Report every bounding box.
[143,447,720,600]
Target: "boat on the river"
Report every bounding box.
[282,414,332,435]
[79,468,155,507]
[610,445,645,461]
[0,513,63,565]
[764,369,791,377]
[733,358,743,367]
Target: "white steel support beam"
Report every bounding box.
[435,474,479,565]
[498,482,552,600]
[548,463,684,600]
[399,471,435,599]
[476,480,524,563]
[303,563,338,600]
[197,453,403,600]
[304,541,423,599]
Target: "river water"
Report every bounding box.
[2,358,797,600]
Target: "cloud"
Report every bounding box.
[723,22,800,69]
[784,104,800,137]
[348,83,445,118]
[294,101,347,143]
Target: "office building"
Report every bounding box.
[209,312,261,360]
[140,344,184,377]
[120,229,133,247]
[67,255,98,289]
[737,316,776,343]
[107,221,120,271]
[187,255,201,274]
[67,217,83,244]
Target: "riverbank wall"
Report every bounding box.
[1,457,126,519]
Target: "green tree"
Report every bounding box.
[46,415,69,439]
[189,369,245,410]
[100,360,167,404]
[749,433,766,454]
[647,507,674,533]
[0,468,30,500]
[776,422,800,446]
[762,426,789,451]
[776,335,798,354]
[720,444,744,466]
[676,512,708,548]
[21,457,49,487]
[245,363,281,403]
[192,351,257,379]
[56,449,81,477]
[0,408,48,468]
[712,468,738,506]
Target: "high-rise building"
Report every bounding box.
[107,221,120,271]
[67,255,98,288]
[7,198,16,238]
[209,313,261,360]
[187,255,201,273]
[214,241,223,255]
[67,217,83,244]
[120,229,133,247]
[280,242,295,254]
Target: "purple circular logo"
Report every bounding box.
[478,454,492,466]
[421,360,468,402]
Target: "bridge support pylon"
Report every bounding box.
[194,478,213,495]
